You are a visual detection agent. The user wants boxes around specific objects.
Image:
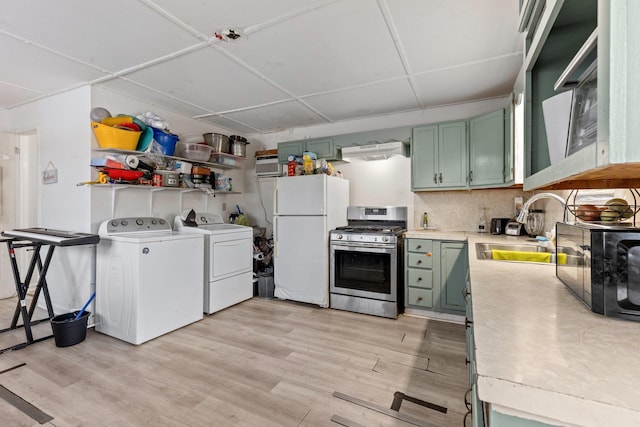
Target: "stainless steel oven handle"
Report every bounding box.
[330,243,395,253]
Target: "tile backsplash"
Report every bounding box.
[414,188,547,232]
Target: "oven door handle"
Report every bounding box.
[331,243,394,253]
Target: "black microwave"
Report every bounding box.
[556,222,640,322]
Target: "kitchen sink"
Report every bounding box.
[475,242,580,265]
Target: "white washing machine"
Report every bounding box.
[174,212,253,314]
[96,217,204,345]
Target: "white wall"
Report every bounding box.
[7,86,94,313]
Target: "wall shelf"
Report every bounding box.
[92,148,245,170]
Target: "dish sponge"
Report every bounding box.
[491,250,551,263]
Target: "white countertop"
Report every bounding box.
[405,229,640,427]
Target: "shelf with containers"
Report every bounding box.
[523,0,640,190]
[91,148,246,170]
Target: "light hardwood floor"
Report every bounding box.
[0,298,468,426]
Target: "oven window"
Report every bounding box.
[334,249,391,294]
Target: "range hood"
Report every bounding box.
[341,141,407,161]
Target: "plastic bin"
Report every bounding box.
[258,275,274,299]
[50,311,90,347]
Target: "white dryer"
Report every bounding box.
[174,212,253,314]
[96,217,204,345]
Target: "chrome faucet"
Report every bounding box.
[516,193,569,224]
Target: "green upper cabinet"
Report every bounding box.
[469,109,506,187]
[412,121,467,190]
[277,138,338,163]
[277,140,305,163]
[411,125,438,189]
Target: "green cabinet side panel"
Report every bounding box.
[469,109,506,187]
[488,406,560,427]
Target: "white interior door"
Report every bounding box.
[0,131,39,298]
[0,132,15,298]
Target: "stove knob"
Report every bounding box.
[136,218,144,226]
[337,234,343,240]
[110,220,118,227]
[382,236,389,243]
[151,219,158,225]
[159,219,166,225]
[121,220,128,226]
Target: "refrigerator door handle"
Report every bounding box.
[273,216,278,257]
[273,186,278,215]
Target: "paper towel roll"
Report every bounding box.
[124,155,139,169]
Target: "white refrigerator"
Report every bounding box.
[273,174,349,307]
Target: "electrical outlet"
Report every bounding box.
[222,203,227,211]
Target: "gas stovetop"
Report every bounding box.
[330,225,405,245]
[334,225,405,235]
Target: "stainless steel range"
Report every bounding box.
[329,206,407,318]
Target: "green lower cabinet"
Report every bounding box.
[405,238,468,315]
[440,241,469,311]
[488,407,559,427]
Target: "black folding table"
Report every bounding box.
[0,228,99,354]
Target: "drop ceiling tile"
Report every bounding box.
[223,0,406,95]
[0,82,42,108]
[97,79,211,118]
[0,34,107,94]
[150,0,320,36]
[122,47,290,112]
[197,116,259,135]
[303,79,420,121]
[413,55,522,107]
[1,0,200,71]
[222,101,328,133]
[387,0,522,73]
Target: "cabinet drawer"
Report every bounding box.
[407,239,433,253]
[407,268,433,289]
[407,287,433,308]
[407,252,433,269]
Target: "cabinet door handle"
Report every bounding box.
[425,252,432,257]
[416,244,422,249]
[433,173,438,184]
[417,259,422,265]
[439,172,443,183]
[417,277,422,281]
[464,388,472,410]
[417,296,423,301]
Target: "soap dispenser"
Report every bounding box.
[478,208,487,233]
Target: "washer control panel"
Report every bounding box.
[100,217,170,235]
